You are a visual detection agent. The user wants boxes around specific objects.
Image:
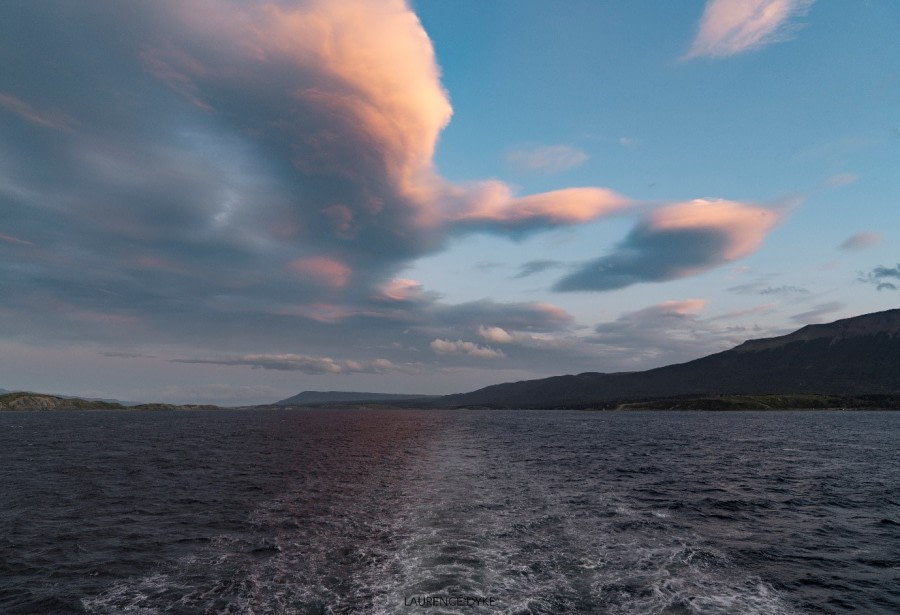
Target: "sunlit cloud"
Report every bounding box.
[507,144,588,175]
[444,183,632,231]
[477,325,515,344]
[430,339,504,359]
[378,278,426,302]
[555,199,782,291]
[684,0,815,60]
[839,231,882,251]
[287,257,352,288]
[476,325,565,350]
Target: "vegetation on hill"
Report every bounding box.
[0,392,220,411]
[0,392,125,411]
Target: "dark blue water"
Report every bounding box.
[1,408,897,614]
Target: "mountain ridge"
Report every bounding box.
[435,308,900,409]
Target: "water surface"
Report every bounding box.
[1,408,897,614]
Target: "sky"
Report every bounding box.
[1,0,898,405]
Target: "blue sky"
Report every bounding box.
[1,0,897,404]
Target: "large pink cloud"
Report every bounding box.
[138,0,782,297]
[145,0,635,250]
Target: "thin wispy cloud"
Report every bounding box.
[0,232,35,246]
[0,92,73,130]
[790,301,844,323]
[839,231,882,251]
[827,173,859,187]
[513,260,565,280]
[586,299,758,368]
[684,0,815,60]
[507,145,588,175]
[172,354,400,374]
[100,351,156,359]
[760,285,809,295]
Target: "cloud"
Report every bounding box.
[429,339,504,359]
[587,299,763,368]
[475,325,576,353]
[445,183,631,231]
[0,92,73,130]
[378,278,427,302]
[859,263,900,291]
[172,354,399,374]
[684,0,815,60]
[287,257,352,288]
[839,231,882,251]
[790,301,844,323]
[477,325,515,344]
[555,199,782,291]
[100,351,156,359]
[513,260,565,279]
[759,285,809,295]
[433,299,572,332]
[0,232,35,247]
[827,173,859,187]
[507,145,588,174]
[708,303,776,320]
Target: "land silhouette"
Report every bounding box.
[3,309,899,411]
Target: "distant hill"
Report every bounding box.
[0,392,126,411]
[0,391,219,411]
[436,309,900,409]
[275,390,438,406]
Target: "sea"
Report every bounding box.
[0,408,897,614]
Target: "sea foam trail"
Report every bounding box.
[358,411,800,615]
[83,410,799,614]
